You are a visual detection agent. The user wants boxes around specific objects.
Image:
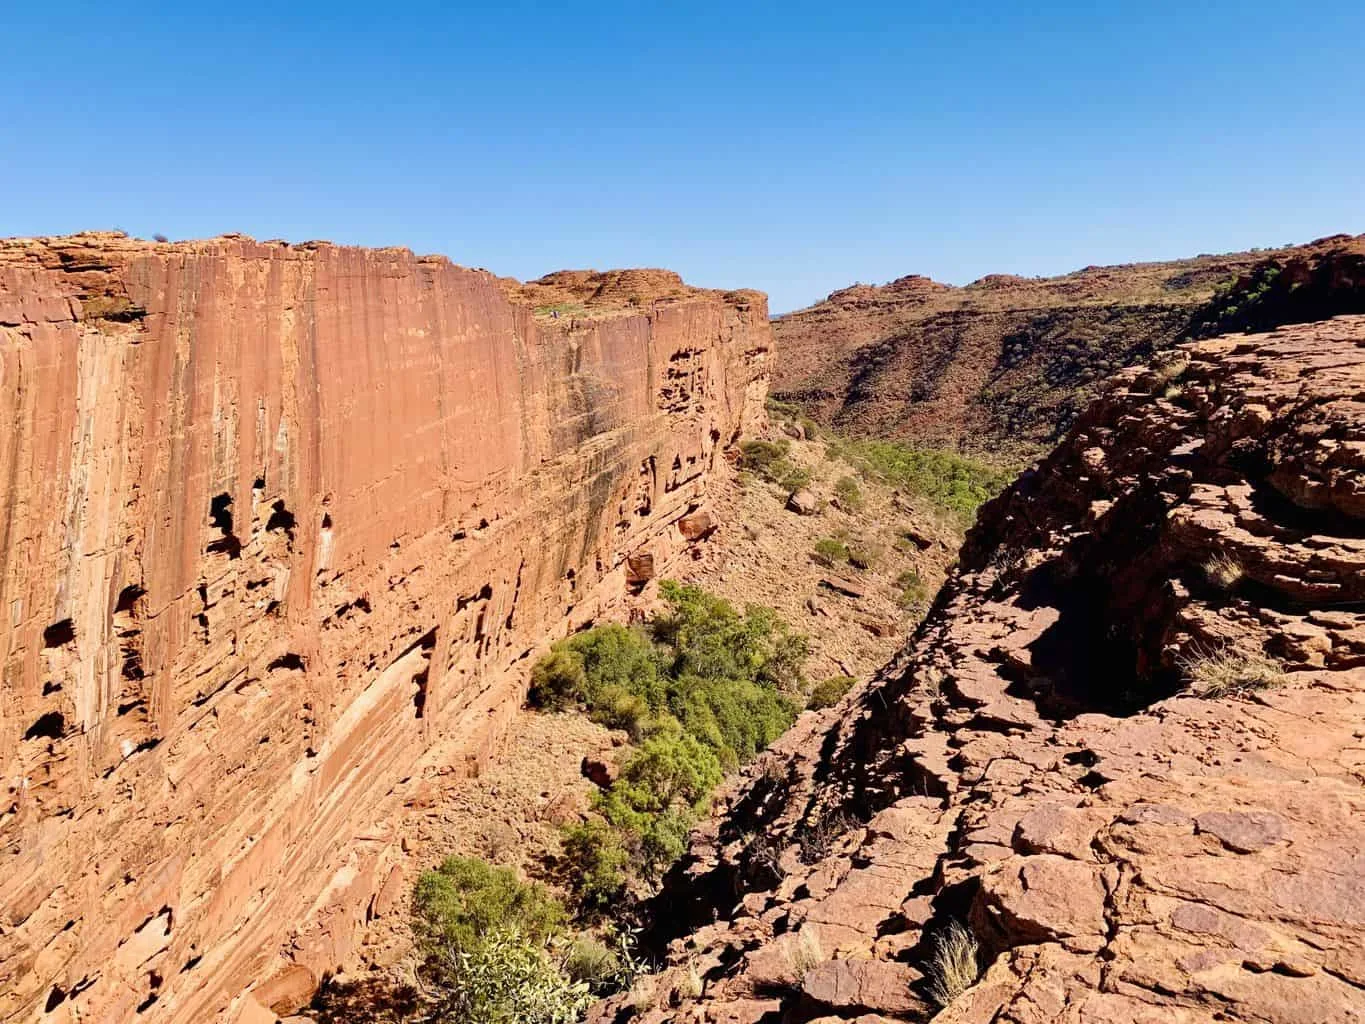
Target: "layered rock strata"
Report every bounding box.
[773,233,1365,455]
[0,234,769,1023]
[622,317,1365,1023]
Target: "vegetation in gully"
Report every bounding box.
[366,582,814,1023]
[534,581,808,907]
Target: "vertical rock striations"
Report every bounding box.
[0,233,770,1023]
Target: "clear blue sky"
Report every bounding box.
[3,2,1362,312]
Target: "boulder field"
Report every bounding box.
[618,317,1365,1024]
[0,234,769,1022]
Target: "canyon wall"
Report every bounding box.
[621,317,1365,1023]
[773,233,1365,457]
[0,234,770,1023]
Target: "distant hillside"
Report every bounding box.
[772,233,1365,459]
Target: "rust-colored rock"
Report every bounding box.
[774,234,1365,457]
[787,488,821,515]
[630,318,1365,1023]
[0,232,770,1022]
[581,755,619,788]
[677,510,715,541]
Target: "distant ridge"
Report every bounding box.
[773,233,1365,458]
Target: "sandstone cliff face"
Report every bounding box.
[0,233,770,1023]
[623,317,1365,1023]
[773,234,1365,457]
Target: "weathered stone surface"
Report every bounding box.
[0,233,770,1022]
[628,319,1365,1023]
[802,959,927,1016]
[787,488,821,515]
[677,511,715,541]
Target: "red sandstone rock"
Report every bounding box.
[787,488,821,515]
[627,319,1365,1024]
[0,232,770,1023]
[677,510,715,541]
[802,959,927,1017]
[581,755,619,788]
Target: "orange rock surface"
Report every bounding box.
[0,233,770,1022]
[620,318,1365,1024]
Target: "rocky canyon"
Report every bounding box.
[613,317,1365,1024]
[773,233,1365,458]
[3,229,1364,1024]
[0,234,770,1023]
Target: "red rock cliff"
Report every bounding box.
[0,233,770,1022]
[623,317,1365,1024]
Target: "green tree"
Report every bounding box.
[412,856,566,954]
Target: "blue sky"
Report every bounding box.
[3,2,1362,312]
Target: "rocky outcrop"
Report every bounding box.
[773,234,1365,457]
[620,317,1365,1023]
[0,233,770,1023]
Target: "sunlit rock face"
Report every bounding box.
[0,233,770,1022]
[618,318,1365,1024]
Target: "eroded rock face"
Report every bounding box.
[622,318,1365,1024]
[773,233,1365,456]
[0,233,770,1023]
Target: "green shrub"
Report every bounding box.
[764,396,801,419]
[780,464,812,491]
[571,624,663,708]
[588,684,652,740]
[429,928,592,1024]
[527,648,588,710]
[412,856,567,954]
[807,675,856,710]
[826,438,1010,527]
[541,582,808,912]
[671,675,799,768]
[738,439,809,492]
[653,581,806,689]
[562,935,622,994]
[528,624,662,716]
[812,537,850,567]
[560,818,630,910]
[738,439,791,478]
[604,732,723,816]
[758,631,811,693]
[897,569,931,610]
[833,475,863,510]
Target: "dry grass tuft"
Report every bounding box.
[1203,553,1244,590]
[923,920,981,1008]
[784,928,825,978]
[1149,351,1191,389]
[1180,645,1286,698]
